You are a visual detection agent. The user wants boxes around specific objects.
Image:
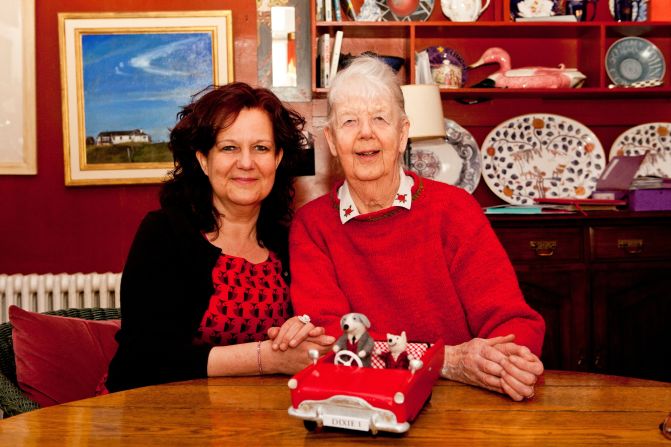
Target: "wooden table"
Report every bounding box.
[1,371,669,445]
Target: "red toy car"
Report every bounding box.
[287,339,444,434]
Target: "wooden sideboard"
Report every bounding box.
[489,211,671,382]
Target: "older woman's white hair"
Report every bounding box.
[326,56,406,128]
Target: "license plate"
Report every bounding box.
[323,414,370,432]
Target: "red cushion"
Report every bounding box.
[9,305,120,407]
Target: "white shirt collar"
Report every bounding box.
[337,168,414,224]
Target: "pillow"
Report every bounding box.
[9,305,120,407]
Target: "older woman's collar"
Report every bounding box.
[336,168,414,224]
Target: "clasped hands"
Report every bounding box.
[441,334,544,401]
[268,322,542,402]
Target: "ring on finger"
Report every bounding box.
[297,314,311,324]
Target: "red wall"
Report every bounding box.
[0,0,258,274]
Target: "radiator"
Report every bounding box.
[0,273,121,323]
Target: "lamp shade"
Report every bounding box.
[401,84,445,139]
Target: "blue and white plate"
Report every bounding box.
[606,37,666,86]
[609,0,648,21]
[375,0,435,21]
[409,118,481,193]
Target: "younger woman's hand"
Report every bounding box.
[268,316,334,351]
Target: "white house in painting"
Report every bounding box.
[96,129,151,145]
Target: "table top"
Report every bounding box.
[1,371,669,446]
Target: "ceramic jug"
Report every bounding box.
[614,0,640,21]
[441,0,491,22]
[565,0,598,21]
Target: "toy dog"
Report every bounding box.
[333,313,375,367]
[380,331,411,369]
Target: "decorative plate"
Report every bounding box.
[609,122,671,178]
[608,0,648,21]
[511,0,562,19]
[605,37,666,86]
[376,0,435,21]
[481,114,606,205]
[409,118,481,193]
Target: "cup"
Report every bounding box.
[441,0,491,22]
[431,60,463,88]
[565,0,598,21]
[614,0,640,21]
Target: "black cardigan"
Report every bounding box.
[106,207,222,392]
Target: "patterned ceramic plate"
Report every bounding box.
[609,0,648,21]
[375,0,434,21]
[511,0,562,19]
[605,37,666,86]
[481,114,606,205]
[409,118,481,193]
[609,122,671,178]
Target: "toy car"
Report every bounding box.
[287,339,444,435]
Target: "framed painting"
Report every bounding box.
[58,11,233,186]
[0,0,36,174]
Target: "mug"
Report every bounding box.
[565,0,598,21]
[441,0,491,22]
[431,61,463,88]
[614,0,640,21]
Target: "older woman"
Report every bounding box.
[277,57,545,401]
[106,83,334,392]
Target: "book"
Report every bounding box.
[340,0,357,20]
[317,33,331,88]
[534,197,627,213]
[329,30,344,83]
[324,0,333,21]
[484,204,575,215]
[333,0,342,21]
[315,0,324,22]
[592,154,646,200]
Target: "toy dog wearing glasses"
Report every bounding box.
[333,313,375,367]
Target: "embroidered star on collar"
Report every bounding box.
[337,168,414,224]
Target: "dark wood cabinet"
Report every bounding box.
[490,212,671,381]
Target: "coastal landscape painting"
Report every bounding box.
[59,11,233,185]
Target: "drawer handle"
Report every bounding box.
[529,240,557,257]
[617,239,644,254]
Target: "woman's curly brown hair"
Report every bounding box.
[160,82,306,275]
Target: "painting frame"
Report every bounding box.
[58,11,233,186]
[0,0,37,175]
[257,0,311,102]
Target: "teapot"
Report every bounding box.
[441,0,491,22]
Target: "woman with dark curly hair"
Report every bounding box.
[106,83,334,392]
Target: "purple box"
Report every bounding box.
[628,188,671,211]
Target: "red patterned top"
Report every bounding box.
[194,252,289,346]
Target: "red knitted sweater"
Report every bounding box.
[289,172,545,356]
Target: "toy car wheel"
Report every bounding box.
[303,420,319,432]
[423,392,433,408]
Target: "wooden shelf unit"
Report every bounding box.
[311,2,671,97]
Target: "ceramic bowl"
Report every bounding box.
[605,37,666,86]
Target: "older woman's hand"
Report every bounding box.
[440,334,515,395]
[494,341,544,401]
[268,317,335,351]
